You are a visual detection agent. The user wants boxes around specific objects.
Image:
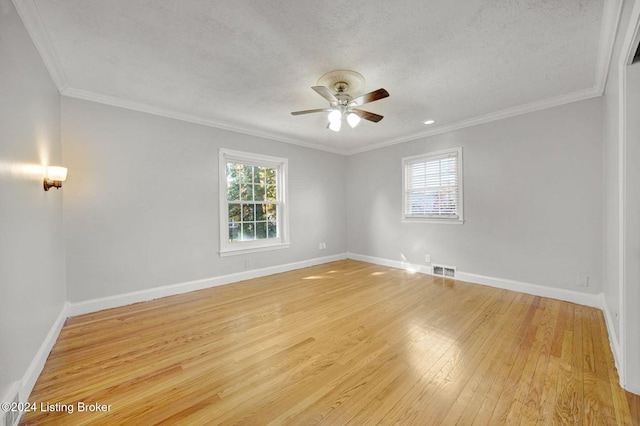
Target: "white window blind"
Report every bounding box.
[403,148,463,222]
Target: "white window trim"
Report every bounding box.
[219,149,290,256]
[401,147,464,225]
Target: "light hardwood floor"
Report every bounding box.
[21,260,640,425]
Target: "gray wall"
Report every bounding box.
[347,98,603,294]
[61,97,347,302]
[0,0,66,400]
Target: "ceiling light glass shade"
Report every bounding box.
[328,109,342,124]
[347,112,361,128]
[328,119,341,132]
[46,166,68,181]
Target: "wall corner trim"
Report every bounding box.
[601,293,623,386]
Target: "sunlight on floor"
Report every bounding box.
[407,322,459,392]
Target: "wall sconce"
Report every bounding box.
[43,166,67,191]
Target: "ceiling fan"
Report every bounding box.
[291,70,389,132]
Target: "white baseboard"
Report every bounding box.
[17,302,69,412]
[627,382,640,396]
[68,253,348,317]
[0,381,20,426]
[347,252,602,308]
[455,270,601,308]
[601,294,623,386]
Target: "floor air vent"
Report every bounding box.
[432,264,456,278]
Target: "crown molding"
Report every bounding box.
[60,87,345,155]
[345,86,603,155]
[594,0,624,92]
[61,85,602,157]
[12,0,68,90]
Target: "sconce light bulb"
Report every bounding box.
[44,166,68,191]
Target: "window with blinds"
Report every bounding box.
[402,148,463,223]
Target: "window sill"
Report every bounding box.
[402,218,465,225]
[219,242,290,257]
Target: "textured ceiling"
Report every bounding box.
[16,0,612,154]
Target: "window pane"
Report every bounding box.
[254,183,266,201]
[240,165,252,184]
[241,223,255,240]
[226,163,240,201]
[266,204,277,221]
[228,223,239,242]
[266,168,276,185]
[227,182,239,201]
[266,184,277,201]
[255,204,266,221]
[242,204,255,221]
[256,221,267,239]
[241,184,254,201]
[228,204,241,222]
[253,166,265,184]
[268,222,277,238]
[227,163,238,179]
[408,188,458,217]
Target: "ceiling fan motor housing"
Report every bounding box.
[335,92,352,106]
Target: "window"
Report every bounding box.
[402,147,463,224]
[219,149,289,256]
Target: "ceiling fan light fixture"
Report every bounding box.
[347,112,361,128]
[291,70,389,131]
[328,109,342,124]
[328,119,341,132]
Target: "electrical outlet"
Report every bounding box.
[244,259,250,270]
[425,254,431,263]
[577,274,589,287]
[318,242,326,250]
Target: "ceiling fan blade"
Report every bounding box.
[291,108,332,116]
[312,86,338,103]
[352,109,384,123]
[349,88,389,106]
